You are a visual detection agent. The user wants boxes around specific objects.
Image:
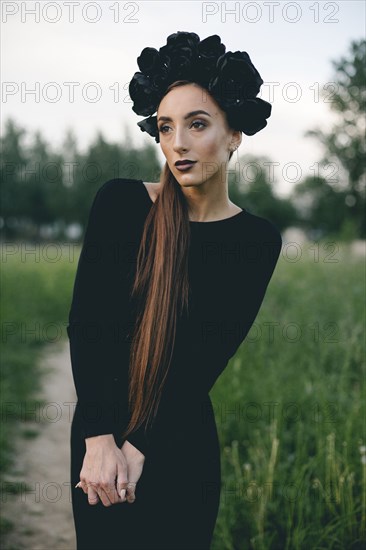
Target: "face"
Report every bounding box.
[157,83,241,190]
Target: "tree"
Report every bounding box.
[229,153,297,232]
[0,119,28,237]
[292,175,349,239]
[304,38,366,237]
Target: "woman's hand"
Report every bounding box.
[120,440,146,504]
[78,434,130,507]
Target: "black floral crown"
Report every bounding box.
[128,31,272,144]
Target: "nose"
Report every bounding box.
[172,126,189,153]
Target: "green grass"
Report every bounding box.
[1,240,365,548]
[211,240,365,549]
[0,243,76,477]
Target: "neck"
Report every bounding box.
[179,180,241,222]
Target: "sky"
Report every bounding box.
[1,0,365,196]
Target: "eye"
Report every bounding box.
[158,120,207,134]
[191,120,206,129]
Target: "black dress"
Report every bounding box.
[67,178,282,550]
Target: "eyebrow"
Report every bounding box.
[157,110,211,123]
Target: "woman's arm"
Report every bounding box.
[67,179,150,457]
[225,220,282,362]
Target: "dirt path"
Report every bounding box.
[3,340,77,550]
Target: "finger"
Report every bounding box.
[126,482,136,503]
[124,457,144,504]
[126,460,144,488]
[102,481,121,505]
[96,481,120,507]
[79,480,89,495]
[116,458,129,503]
[85,481,112,507]
[87,484,100,506]
[116,478,129,502]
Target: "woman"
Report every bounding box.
[68,31,282,549]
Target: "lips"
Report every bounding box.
[175,160,197,166]
[175,162,196,171]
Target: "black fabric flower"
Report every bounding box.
[226,98,272,136]
[137,48,162,77]
[128,30,272,141]
[129,72,161,117]
[137,115,160,143]
[209,51,263,108]
[159,31,200,83]
[193,34,226,86]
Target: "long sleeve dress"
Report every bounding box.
[67,177,282,550]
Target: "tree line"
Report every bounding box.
[1,39,364,241]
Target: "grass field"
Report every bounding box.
[0,242,76,541]
[211,241,365,549]
[1,240,365,548]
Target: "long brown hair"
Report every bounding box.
[121,80,235,440]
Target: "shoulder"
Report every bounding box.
[142,181,160,202]
[243,211,282,266]
[93,178,161,209]
[245,211,282,245]
[89,178,143,215]
[85,178,144,232]
[95,177,142,201]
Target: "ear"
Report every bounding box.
[232,129,242,149]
